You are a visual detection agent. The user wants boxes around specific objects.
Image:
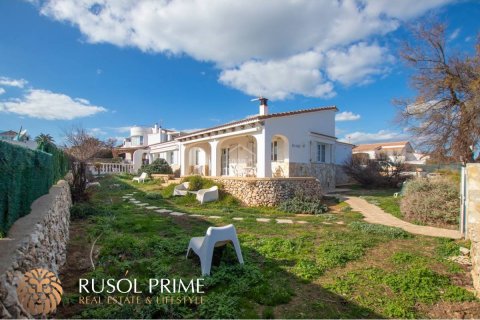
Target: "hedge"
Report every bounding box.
[0,141,69,236]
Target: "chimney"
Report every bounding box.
[154,123,158,133]
[258,97,268,115]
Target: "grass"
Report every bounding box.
[346,187,403,219]
[57,176,479,319]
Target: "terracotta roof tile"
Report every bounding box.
[353,141,410,152]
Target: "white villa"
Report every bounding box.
[352,141,429,165]
[115,99,354,190]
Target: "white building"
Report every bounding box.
[113,125,183,169]
[119,99,354,190]
[352,141,429,164]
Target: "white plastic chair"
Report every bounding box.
[196,186,219,204]
[132,172,148,183]
[186,224,244,275]
[173,182,190,196]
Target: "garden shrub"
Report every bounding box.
[342,156,407,188]
[400,178,459,226]
[139,158,173,175]
[278,189,327,215]
[181,175,220,191]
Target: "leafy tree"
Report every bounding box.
[396,21,480,163]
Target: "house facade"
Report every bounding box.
[352,141,429,164]
[116,99,354,190]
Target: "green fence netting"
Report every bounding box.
[0,141,69,236]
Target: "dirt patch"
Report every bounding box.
[420,301,480,319]
[56,220,93,318]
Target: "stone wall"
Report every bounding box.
[466,164,480,297]
[335,165,354,186]
[0,180,71,318]
[288,162,335,191]
[210,176,322,207]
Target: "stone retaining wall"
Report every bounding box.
[288,162,335,191]
[466,164,480,297]
[210,176,322,207]
[0,180,71,318]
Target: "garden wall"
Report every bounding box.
[288,162,335,191]
[210,176,322,207]
[466,164,480,297]
[0,180,71,318]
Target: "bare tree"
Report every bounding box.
[63,127,104,202]
[396,20,480,163]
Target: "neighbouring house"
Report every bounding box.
[112,125,184,169]
[0,130,18,141]
[117,98,355,190]
[352,141,429,164]
[0,129,37,150]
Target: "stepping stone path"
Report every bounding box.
[155,209,172,214]
[135,203,149,206]
[336,221,345,225]
[322,222,332,225]
[123,194,320,226]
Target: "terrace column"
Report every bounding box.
[255,132,271,178]
[209,140,219,176]
[180,144,187,176]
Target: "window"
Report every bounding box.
[131,135,144,146]
[271,141,278,161]
[317,143,326,163]
[195,149,200,165]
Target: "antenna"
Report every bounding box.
[251,96,268,106]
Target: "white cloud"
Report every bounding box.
[326,42,394,85]
[341,129,408,144]
[0,89,107,120]
[448,28,460,41]
[335,111,361,121]
[0,88,5,95]
[220,51,335,100]
[88,127,107,136]
[0,76,28,88]
[35,0,453,99]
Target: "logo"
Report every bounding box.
[17,268,63,316]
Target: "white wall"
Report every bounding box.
[264,109,336,164]
[335,142,354,165]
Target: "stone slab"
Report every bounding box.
[276,219,293,224]
[146,206,158,210]
[232,217,244,221]
[155,209,172,214]
[297,221,308,224]
[209,216,221,219]
[256,218,271,223]
[170,212,186,216]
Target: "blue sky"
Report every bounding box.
[0,0,479,145]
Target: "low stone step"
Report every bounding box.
[276,219,293,224]
[256,218,271,223]
[155,209,172,214]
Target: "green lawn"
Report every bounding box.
[58,176,478,319]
